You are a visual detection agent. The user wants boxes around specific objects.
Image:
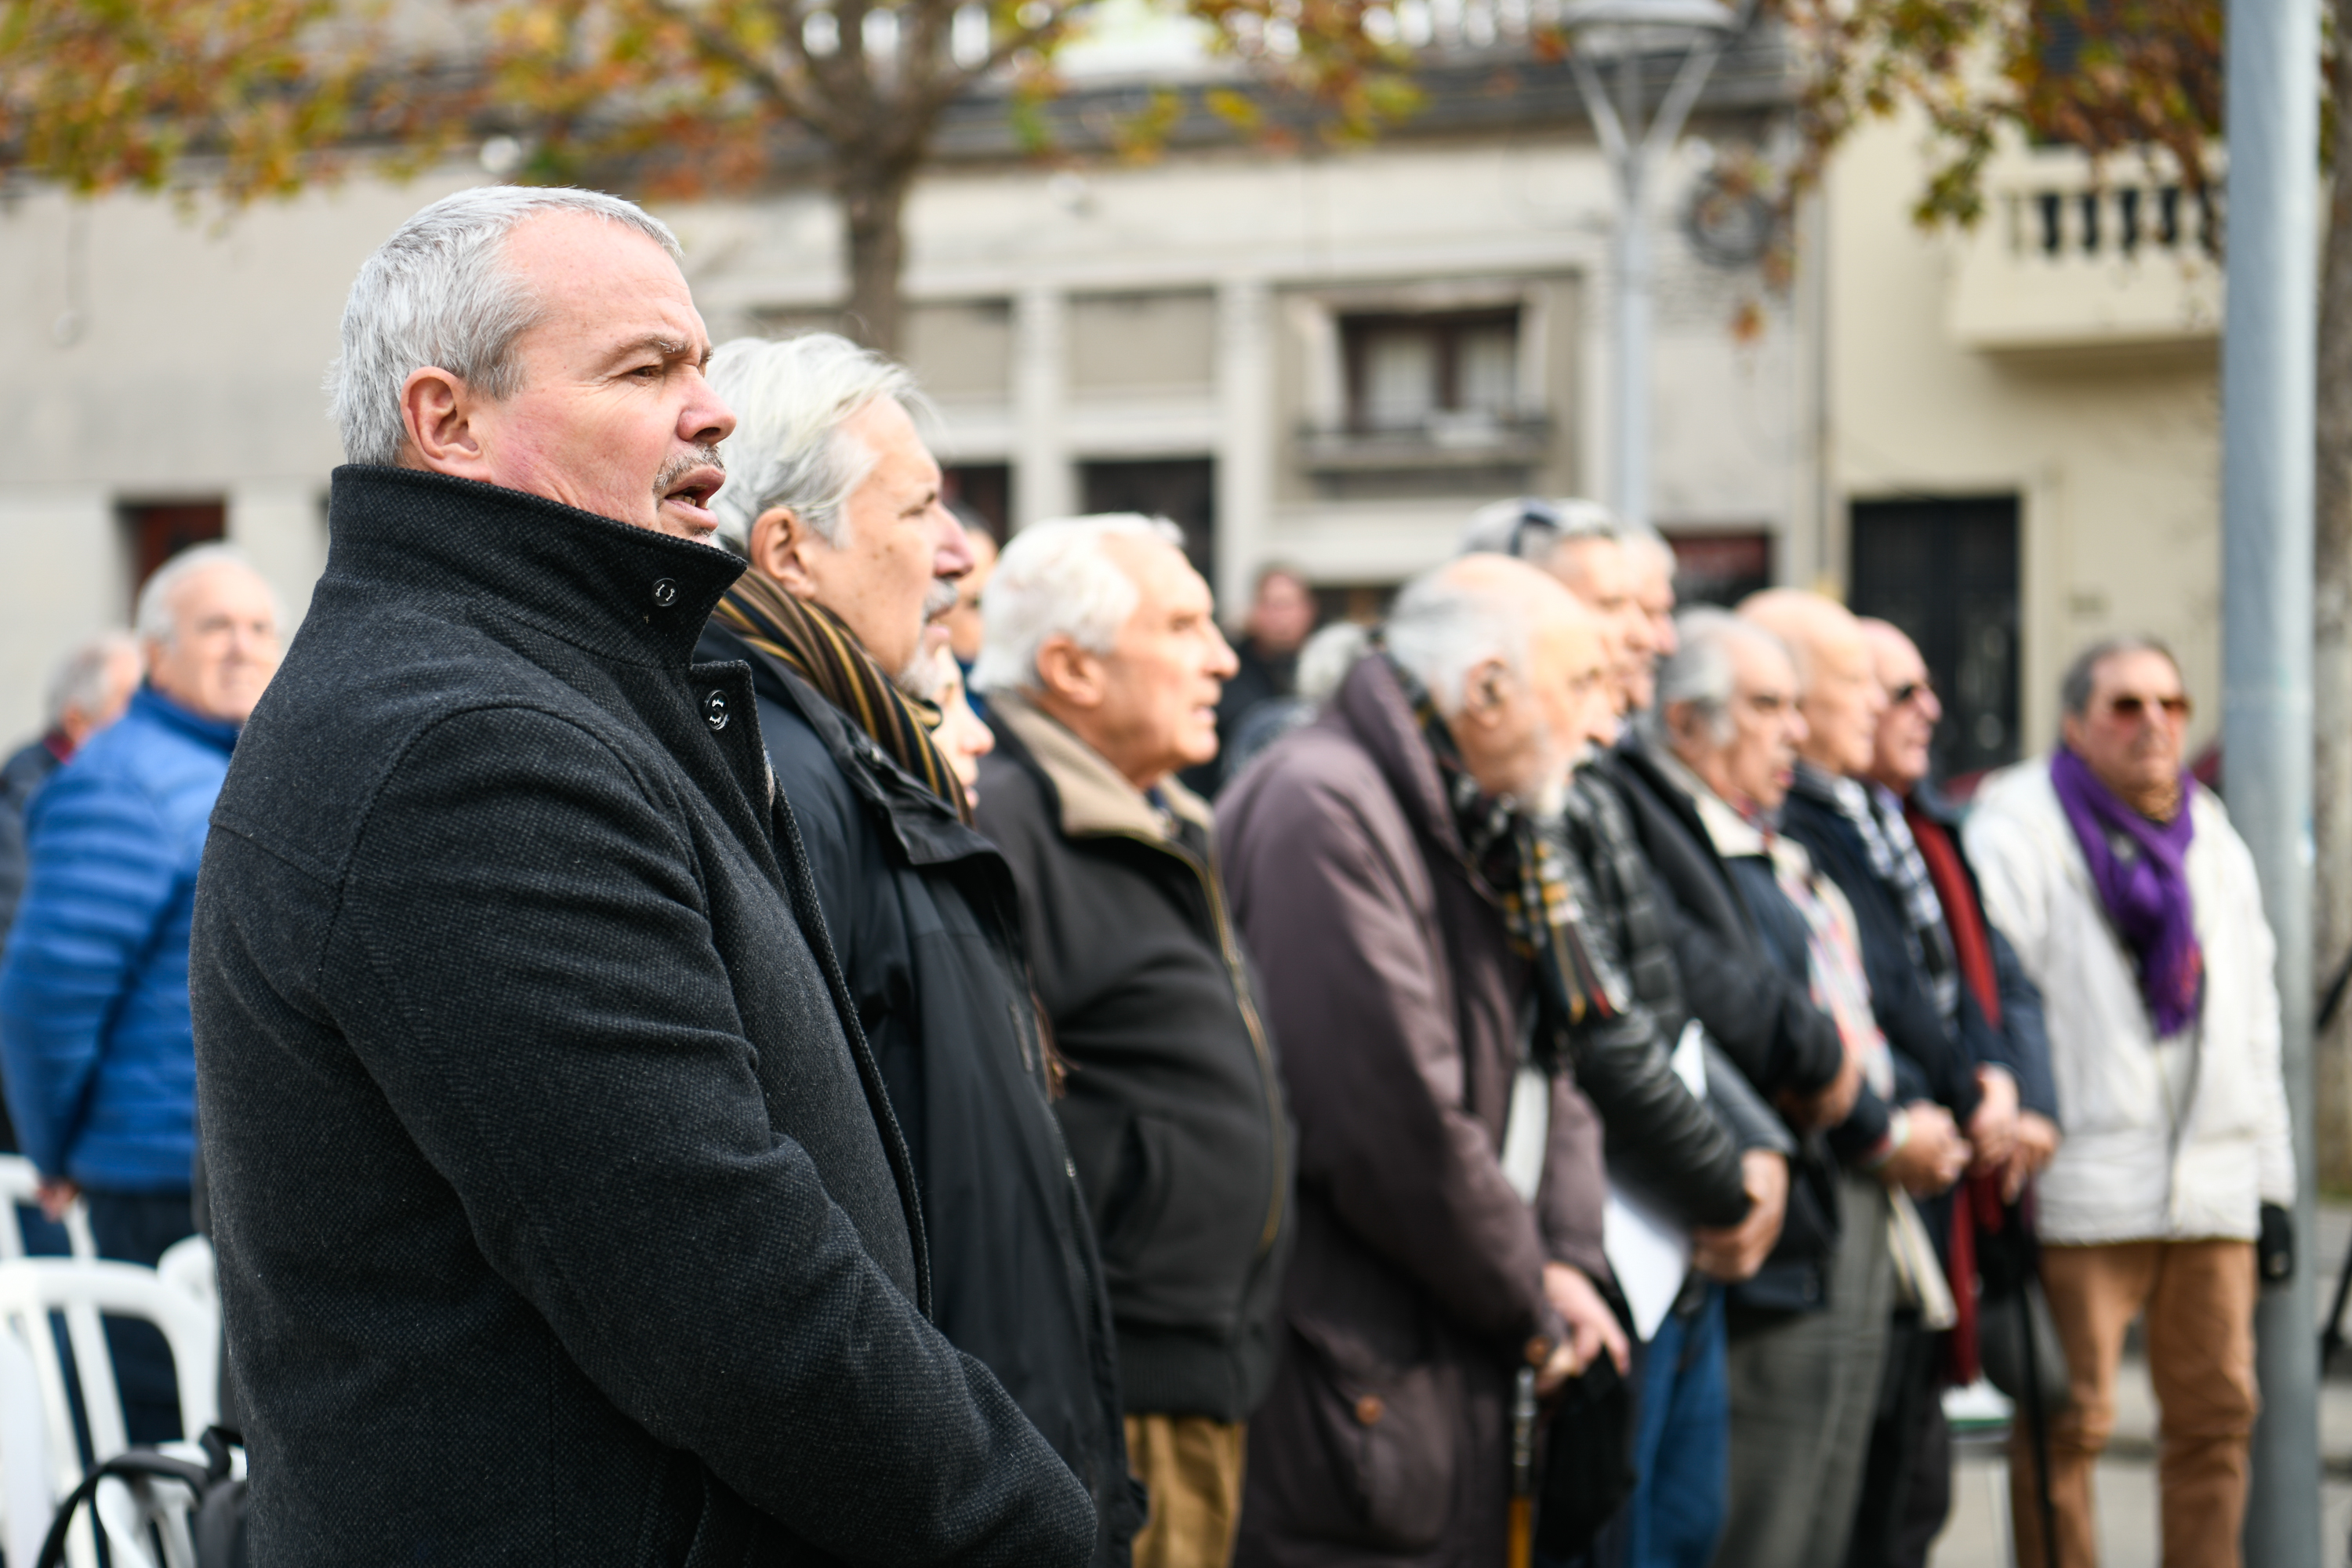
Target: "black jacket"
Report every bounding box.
[1543,780,1751,1228]
[1601,739,1848,1102]
[976,692,1294,1422]
[191,466,1092,1567]
[1777,771,1982,1125]
[1560,767,1793,1188]
[695,619,1142,1563]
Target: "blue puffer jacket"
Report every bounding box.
[0,687,236,1189]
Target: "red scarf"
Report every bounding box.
[1905,800,2006,1386]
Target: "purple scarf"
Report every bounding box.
[2049,746,2204,1036]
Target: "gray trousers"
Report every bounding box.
[1714,1170,1896,1568]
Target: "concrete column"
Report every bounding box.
[1214,276,1274,624]
[1011,284,1072,528]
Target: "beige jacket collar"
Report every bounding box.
[990,689,1213,843]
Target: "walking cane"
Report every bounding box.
[1508,1365,1537,1568]
[2016,1267,2060,1568]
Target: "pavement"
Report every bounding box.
[1927,1202,2352,1566]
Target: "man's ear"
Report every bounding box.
[1457,657,1509,731]
[400,367,488,476]
[1033,634,1106,712]
[751,506,825,600]
[2060,711,2085,755]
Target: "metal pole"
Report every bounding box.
[2223,1,2322,1562]
[1613,91,1652,531]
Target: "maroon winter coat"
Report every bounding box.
[1217,652,1610,1568]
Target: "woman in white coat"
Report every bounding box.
[1964,636,2293,1568]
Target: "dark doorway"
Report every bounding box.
[1849,496,2023,786]
[1664,530,1773,608]
[122,500,227,609]
[942,463,1010,545]
[1078,459,1215,585]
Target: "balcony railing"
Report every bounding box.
[1298,412,1552,471]
[1945,148,2223,354]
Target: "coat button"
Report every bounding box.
[703,691,729,731]
[652,577,679,608]
[1354,1396,1384,1426]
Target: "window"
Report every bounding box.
[122,500,227,610]
[1662,531,1773,609]
[1341,309,1521,433]
[1079,459,1215,583]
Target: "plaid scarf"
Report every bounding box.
[710,572,971,824]
[1387,655,1618,1050]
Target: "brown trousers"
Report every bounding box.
[1127,1414,1247,1568]
[2009,1239,2259,1568]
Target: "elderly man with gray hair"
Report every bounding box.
[3,546,278,1441]
[972,516,1291,1568]
[693,333,1139,1566]
[190,187,1094,1565]
[1218,555,1632,1566]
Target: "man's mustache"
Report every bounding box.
[653,445,726,496]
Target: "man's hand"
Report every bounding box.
[35,1178,79,1222]
[1692,1151,1789,1283]
[1878,1102,1969,1196]
[1777,1049,1863,1131]
[2002,1111,2060,1202]
[1967,1066,2020,1174]
[1535,1262,1630,1396]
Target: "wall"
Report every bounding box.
[1825,115,2223,760]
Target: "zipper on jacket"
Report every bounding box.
[1098,830,1289,1262]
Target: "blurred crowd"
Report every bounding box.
[0,185,2298,1568]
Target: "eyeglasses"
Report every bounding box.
[2105,693,2192,723]
[1504,500,1563,561]
[1889,679,1934,707]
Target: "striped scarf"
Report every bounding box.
[709,572,971,825]
[1386,654,1618,1047]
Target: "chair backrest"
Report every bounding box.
[0,1156,97,1261]
[0,1260,220,1502]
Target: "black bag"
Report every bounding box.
[1534,1338,1638,1557]
[36,1425,246,1568]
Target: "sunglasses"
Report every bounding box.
[2106,693,2192,722]
[1889,680,1934,707]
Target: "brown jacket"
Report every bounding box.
[1217,653,1608,1567]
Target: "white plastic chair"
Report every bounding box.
[0,1156,96,1261]
[0,1259,220,1568]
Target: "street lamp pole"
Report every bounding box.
[2223,0,2323,1561]
[1563,0,1735,530]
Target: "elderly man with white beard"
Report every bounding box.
[1216,557,1632,1568]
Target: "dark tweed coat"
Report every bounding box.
[190,466,1092,1566]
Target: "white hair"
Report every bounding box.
[1458,495,1621,561]
[43,632,139,728]
[971,514,1187,695]
[1296,620,1372,704]
[1644,606,1788,747]
[1382,564,1537,716]
[328,186,684,467]
[135,544,276,648]
[705,333,929,549]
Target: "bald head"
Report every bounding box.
[1858,617,1940,793]
[1737,588,1885,777]
[1388,554,1613,803]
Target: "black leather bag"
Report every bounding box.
[1534,1337,1638,1556]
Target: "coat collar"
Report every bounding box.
[1325,652,1468,866]
[323,465,746,669]
[986,689,1211,843]
[131,684,241,754]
